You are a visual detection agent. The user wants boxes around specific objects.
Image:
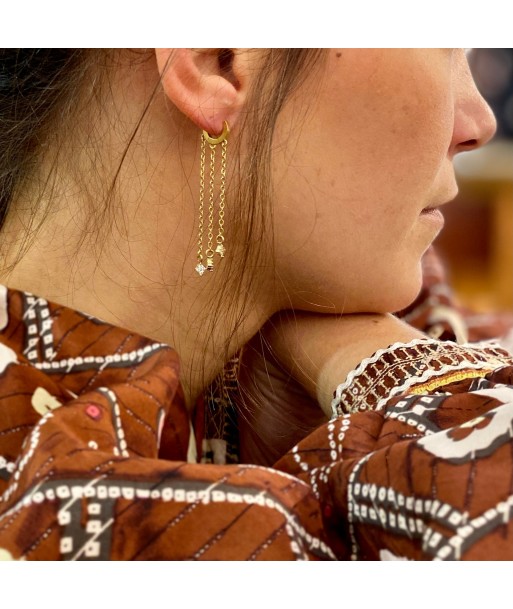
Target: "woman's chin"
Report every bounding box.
[286,265,424,317]
[341,280,424,317]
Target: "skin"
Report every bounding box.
[271,48,495,313]
[0,49,496,427]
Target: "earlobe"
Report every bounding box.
[155,48,244,136]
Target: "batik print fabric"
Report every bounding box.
[1,272,513,560]
[276,338,513,560]
[0,286,331,560]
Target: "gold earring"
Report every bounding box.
[195,121,229,276]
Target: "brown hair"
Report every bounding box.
[0,50,86,247]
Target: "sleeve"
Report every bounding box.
[274,337,513,560]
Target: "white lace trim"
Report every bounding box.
[331,338,513,418]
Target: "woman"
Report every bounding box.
[0,48,511,560]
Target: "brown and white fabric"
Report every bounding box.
[0,286,332,560]
[277,341,513,560]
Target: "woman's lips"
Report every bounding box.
[419,188,457,229]
[420,206,445,228]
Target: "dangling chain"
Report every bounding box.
[204,142,216,271]
[195,121,229,276]
[196,137,206,275]
[215,138,227,259]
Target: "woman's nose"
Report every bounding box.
[450,51,498,157]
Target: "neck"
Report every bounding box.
[0,202,276,409]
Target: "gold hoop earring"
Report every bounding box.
[196,121,230,276]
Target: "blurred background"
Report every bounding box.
[435,48,513,313]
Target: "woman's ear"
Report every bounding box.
[155,48,249,136]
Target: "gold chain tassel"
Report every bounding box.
[195,121,229,276]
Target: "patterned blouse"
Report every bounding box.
[0,249,512,560]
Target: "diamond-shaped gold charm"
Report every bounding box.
[195,263,206,276]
